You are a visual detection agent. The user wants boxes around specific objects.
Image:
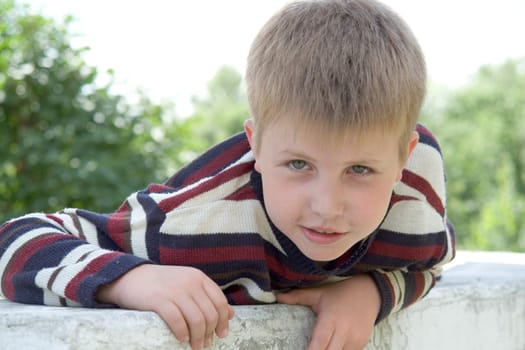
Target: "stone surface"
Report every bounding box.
[0,251,524,350]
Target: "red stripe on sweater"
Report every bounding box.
[416,124,433,138]
[45,214,64,225]
[182,139,251,187]
[408,272,426,305]
[227,285,259,305]
[107,202,131,252]
[224,184,258,201]
[159,245,265,265]
[63,252,122,302]
[158,161,254,213]
[390,194,417,208]
[401,170,444,216]
[266,255,326,283]
[2,234,70,300]
[368,240,444,262]
[148,183,175,193]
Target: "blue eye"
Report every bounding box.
[350,165,370,175]
[289,160,307,170]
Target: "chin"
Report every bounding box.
[303,249,346,263]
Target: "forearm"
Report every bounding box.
[367,220,456,322]
[369,269,436,322]
[0,212,149,307]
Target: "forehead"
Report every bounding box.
[258,117,403,161]
[261,117,401,149]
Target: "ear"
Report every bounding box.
[244,119,256,152]
[396,131,419,182]
[244,119,262,172]
[406,131,419,159]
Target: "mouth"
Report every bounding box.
[301,227,347,245]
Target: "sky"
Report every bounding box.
[28,0,525,116]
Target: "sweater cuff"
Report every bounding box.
[368,271,394,323]
[76,253,150,308]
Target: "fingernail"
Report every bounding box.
[218,328,229,338]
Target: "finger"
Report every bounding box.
[204,334,214,348]
[307,315,335,350]
[191,290,220,343]
[155,302,190,345]
[177,298,207,350]
[325,327,347,350]
[228,305,235,320]
[203,280,232,338]
[276,288,320,309]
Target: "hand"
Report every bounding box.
[276,274,380,350]
[97,264,235,350]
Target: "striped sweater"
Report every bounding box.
[0,124,455,322]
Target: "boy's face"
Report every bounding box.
[245,118,418,262]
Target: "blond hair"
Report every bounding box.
[246,0,426,156]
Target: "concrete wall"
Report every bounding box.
[1,251,524,350]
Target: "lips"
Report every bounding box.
[301,226,346,245]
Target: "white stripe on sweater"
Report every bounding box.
[381,199,445,235]
[149,151,255,206]
[160,199,285,255]
[37,249,110,302]
[401,142,446,203]
[221,277,276,303]
[36,244,99,306]
[128,193,149,259]
[386,269,406,313]
[60,208,100,246]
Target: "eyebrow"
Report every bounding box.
[277,149,385,166]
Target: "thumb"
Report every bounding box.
[276,288,320,308]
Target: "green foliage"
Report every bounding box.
[183,65,249,153]
[0,0,180,221]
[421,59,525,251]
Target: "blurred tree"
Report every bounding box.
[182,65,249,154]
[0,0,181,222]
[421,58,525,251]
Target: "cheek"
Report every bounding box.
[350,185,393,223]
[262,176,303,223]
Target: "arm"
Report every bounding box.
[0,208,150,307]
[0,189,236,350]
[367,124,456,322]
[277,274,380,350]
[0,207,234,349]
[0,174,194,306]
[368,220,455,322]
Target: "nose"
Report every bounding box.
[310,178,345,219]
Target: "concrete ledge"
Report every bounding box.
[1,251,524,350]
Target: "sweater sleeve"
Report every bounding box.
[369,220,455,322]
[0,178,215,307]
[0,208,151,307]
[366,124,456,322]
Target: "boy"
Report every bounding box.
[0,0,455,349]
